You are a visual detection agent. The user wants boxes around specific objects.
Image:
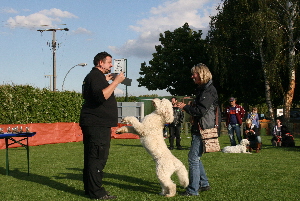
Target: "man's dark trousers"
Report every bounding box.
[169,126,181,148]
[82,126,111,199]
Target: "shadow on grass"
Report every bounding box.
[55,168,160,194]
[0,166,162,197]
[0,167,87,198]
[262,143,300,152]
[115,142,191,150]
[115,144,143,147]
[104,172,159,194]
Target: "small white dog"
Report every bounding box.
[222,139,251,154]
[116,98,189,197]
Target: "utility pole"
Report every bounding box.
[37,28,69,91]
[125,59,128,101]
[44,75,53,90]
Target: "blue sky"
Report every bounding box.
[1,0,222,96]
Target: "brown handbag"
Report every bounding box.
[199,106,221,153]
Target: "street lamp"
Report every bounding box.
[62,63,87,91]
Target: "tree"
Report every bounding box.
[207,0,300,123]
[250,0,300,123]
[207,0,265,106]
[138,23,208,96]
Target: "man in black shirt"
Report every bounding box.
[80,51,125,200]
[168,97,184,150]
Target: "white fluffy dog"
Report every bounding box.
[222,139,251,154]
[116,98,189,197]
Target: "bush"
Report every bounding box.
[0,84,140,124]
[0,85,83,124]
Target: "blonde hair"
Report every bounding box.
[191,63,212,84]
[245,118,252,124]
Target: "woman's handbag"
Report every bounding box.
[199,106,221,153]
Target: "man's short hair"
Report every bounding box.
[229,97,236,102]
[93,51,112,66]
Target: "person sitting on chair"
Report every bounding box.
[272,118,295,147]
[271,118,288,146]
[243,118,262,152]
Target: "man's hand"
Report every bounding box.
[177,102,186,109]
[106,74,114,81]
[114,72,125,84]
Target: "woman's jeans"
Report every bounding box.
[228,124,242,146]
[186,135,209,195]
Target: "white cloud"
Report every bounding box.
[6,8,77,29]
[114,88,124,95]
[109,0,222,59]
[1,8,18,14]
[39,8,77,18]
[72,27,92,35]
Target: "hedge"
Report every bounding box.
[0,84,142,124]
[0,85,83,124]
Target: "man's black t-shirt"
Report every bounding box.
[79,67,118,127]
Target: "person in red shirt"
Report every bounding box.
[226,97,245,146]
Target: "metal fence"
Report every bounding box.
[117,102,144,123]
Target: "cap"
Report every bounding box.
[229,97,236,102]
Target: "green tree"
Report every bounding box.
[208,0,300,123]
[207,0,265,106]
[138,23,208,96]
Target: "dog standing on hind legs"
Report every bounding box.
[116,98,189,197]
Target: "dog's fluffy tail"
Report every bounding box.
[175,165,189,188]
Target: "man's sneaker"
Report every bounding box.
[199,186,211,192]
[97,194,117,200]
[180,191,197,196]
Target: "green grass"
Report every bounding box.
[0,134,299,201]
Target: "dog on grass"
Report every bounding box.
[116,98,189,197]
[222,139,251,154]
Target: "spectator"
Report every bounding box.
[168,97,184,150]
[243,118,262,152]
[247,107,260,128]
[271,118,289,146]
[226,97,245,146]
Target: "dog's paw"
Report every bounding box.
[116,126,128,134]
[121,116,135,124]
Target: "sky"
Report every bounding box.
[0,0,223,96]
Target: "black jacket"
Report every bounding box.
[169,107,184,127]
[244,124,259,141]
[183,80,219,133]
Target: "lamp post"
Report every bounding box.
[62,63,87,91]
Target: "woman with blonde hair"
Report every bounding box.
[243,118,262,152]
[178,63,218,196]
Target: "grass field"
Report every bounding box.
[0,134,299,201]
